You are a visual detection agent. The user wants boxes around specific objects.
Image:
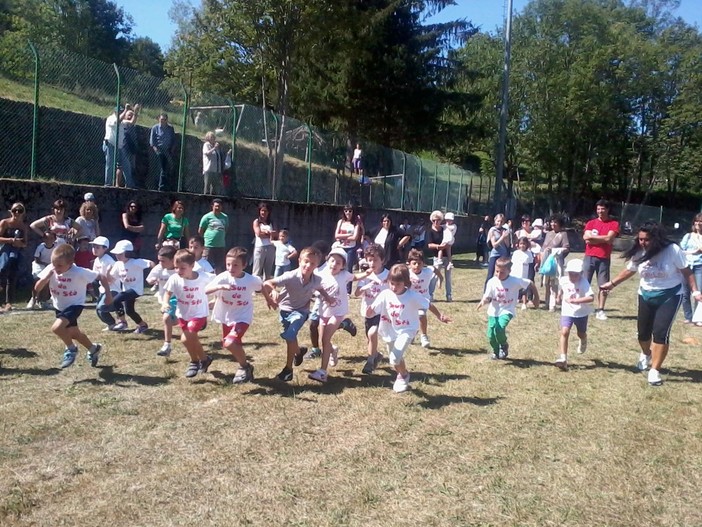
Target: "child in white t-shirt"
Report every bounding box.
[146,245,178,356]
[478,257,540,360]
[163,249,213,378]
[189,235,214,274]
[511,236,535,310]
[355,243,389,375]
[35,244,110,369]
[28,231,57,309]
[368,264,450,393]
[407,248,440,348]
[206,247,265,384]
[555,259,594,370]
[437,212,458,270]
[273,229,298,277]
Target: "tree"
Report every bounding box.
[124,37,164,77]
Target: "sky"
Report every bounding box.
[116,0,701,52]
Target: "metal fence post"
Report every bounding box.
[458,170,465,213]
[401,152,406,210]
[417,158,423,212]
[228,99,237,181]
[178,82,189,192]
[306,123,312,203]
[445,164,451,211]
[432,165,438,211]
[112,63,122,187]
[28,41,40,180]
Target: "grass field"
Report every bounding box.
[1,253,702,526]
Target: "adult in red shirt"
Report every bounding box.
[583,199,619,320]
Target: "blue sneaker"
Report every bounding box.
[134,324,149,334]
[87,343,102,367]
[61,347,78,369]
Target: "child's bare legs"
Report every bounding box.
[367,325,379,358]
[52,318,92,350]
[320,317,342,371]
[181,331,206,362]
[394,359,408,377]
[225,341,247,367]
[285,340,301,369]
[419,314,428,336]
[559,325,571,358]
[163,313,174,343]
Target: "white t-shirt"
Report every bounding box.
[254,222,272,248]
[483,275,532,317]
[442,224,457,246]
[110,258,151,295]
[626,244,687,292]
[92,253,116,294]
[319,269,354,318]
[370,288,429,338]
[209,272,262,325]
[196,257,214,274]
[410,267,434,300]
[336,221,357,249]
[39,264,98,310]
[147,264,176,303]
[352,148,362,161]
[164,272,211,320]
[274,241,296,267]
[510,249,534,279]
[374,229,388,248]
[32,243,56,276]
[559,275,595,318]
[357,268,389,317]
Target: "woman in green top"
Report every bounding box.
[156,200,190,249]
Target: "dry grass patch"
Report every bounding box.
[1,254,702,526]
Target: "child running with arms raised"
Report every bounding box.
[478,257,540,359]
[146,245,178,356]
[356,243,388,374]
[555,259,594,370]
[367,263,450,392]
[162,249,213,378]
[206,247,264,384]
[35,244,111,368]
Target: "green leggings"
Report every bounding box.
[487,314,513,353]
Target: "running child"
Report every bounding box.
[478,257,540,359]
[189,235,214,274]
[367,263,450,393]
[27,231,57,309]
[146,245,178,356]
[34,243,111,368]
[511,236,535,310]
[98,240,154,333]
[90,236,122,330]
[355,243,389,374]
[206,247,264,384]
[407,248,439,348]
[162,249,213,378]
[261,246,332,382]
[555,259,594,370]
[273,229,297,277]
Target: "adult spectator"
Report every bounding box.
[484,213,512,289]
[542,214,570,311]
[352,143,363,176]
[123,105,140,187]
[252,202,277,280]
[602,222,702,386]
[103,105,134,188]
[150,113,176,192]
[30,199,76,245]
[427,210,452,302]
[369,213,411,269]
[334,204,361,276]
[475,215,491,265]
[411,218,427,251]
[202,131,223,195]
[156,200,190,250]
[74,201,100,242]
[679,213,702,325]
[0,202,29,312]
[198,198,229,274]
[121,201,144,255]
[583,199,619,321]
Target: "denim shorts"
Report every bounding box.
[279,310,309,341]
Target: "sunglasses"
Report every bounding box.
[12,208,24,214]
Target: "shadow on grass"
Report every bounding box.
[0,365,61,377]
[663,368,702,383]
[428,346,486,357]
[73,365,171,387]
[504,357,559,369]
[412,388,502,409]
[603,314,638,321]
[591,358,638,373]
[0,347,38,358]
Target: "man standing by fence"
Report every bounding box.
[103,105,131,187]
[150,113,176,192]
[583,199,619,320]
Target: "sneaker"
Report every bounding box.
[362,356,375,374]
[491,352,500,360]
[232,364,254,384]
[648,368,663,386]
[185,361,200,378]
[521,303,527,311]
[134,323,149,334]
[26,298,36,309]
[446,295,453,302]
[157,343,172,357]
[340,318,357,337]
[498,342,509,359]
[276,366,293,382]
[373,352,383,368]
[305,347,321,360]
[420,334,430,348]
[199,355,213,373]
[41,301,53,310]
[102,325,114,332]
[150,284,158,293]
[112,321,128,331]
[393,373,411,393]
[636,353,652,372]
[577,339,587,354]
[293,346,308,367]
[595,310,608,321]
[308,368,328,383]
[329,345,339,367]
[61,347,78,369]
[87,343,102,367]
[555,357,568,371]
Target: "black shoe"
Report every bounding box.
[341,318,357,337]
[199,355,213,373]
[277,366,293,382]
[293,346,307,367]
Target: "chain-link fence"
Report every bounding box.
[0,42,494,215]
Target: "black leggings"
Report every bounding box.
[637,293,681,345]
[97,289,144,325]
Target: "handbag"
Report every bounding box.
[539,253,558,276]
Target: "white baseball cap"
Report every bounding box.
[444,212,455,221]
[90,236,110,248]
[111,240,134,254]
[84,192,96,201]
[565,259,584,273]
[533,218,544,227]
[328,247,347,263]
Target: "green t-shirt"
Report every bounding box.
[199,211,228,248]
[161,213,189,240]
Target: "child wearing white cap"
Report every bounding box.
[555,258,595,370]
[438,212,457,271]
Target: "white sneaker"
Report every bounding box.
[329,345,339,367]
[595,310,608,321]
[636,353,652,372]
[648,368,663,386]
[577,339,587,354]
[308,368,328,383]
[555,357,568,371]
[393,373,411,393]
[150,284,158,293]
[26,298,36,309]
[157,343,172,357]
[112,321,128,331]
[420,334,430,348]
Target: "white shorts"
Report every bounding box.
[379,327,414,366]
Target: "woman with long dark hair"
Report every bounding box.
[0,202,29,312]
[369,213,410,269]
[156,200,190,249]
[334,204,361,289]
[252,202,277,279]
[122,201,144,255]
[602,222,702,386]
[30,199,76,245]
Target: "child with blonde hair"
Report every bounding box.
[146,245,178,356]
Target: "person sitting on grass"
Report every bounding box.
[554,258,594,371]
[34,243,111,369]
[478,257,540,360]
